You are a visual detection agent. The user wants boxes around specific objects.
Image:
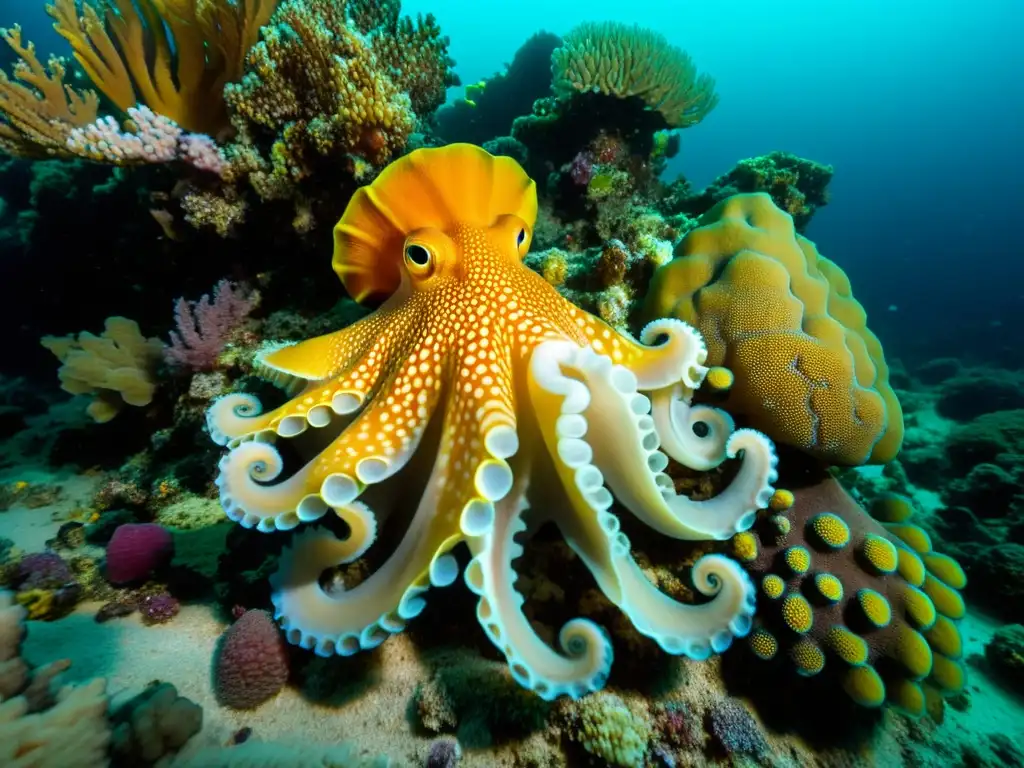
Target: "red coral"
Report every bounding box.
[165,279,254,371]
[105,523,174,584]
[213,609,289,709]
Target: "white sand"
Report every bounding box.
[21,603,521,767]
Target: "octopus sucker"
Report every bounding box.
[208,143,779,698]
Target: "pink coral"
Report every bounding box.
[165,279,254,371]
[105,523,174,585]
[66,105,225,174]
[213,609,289,709]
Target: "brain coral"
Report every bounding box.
[736,477,966,719]
[644,193,902,466]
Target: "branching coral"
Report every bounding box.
[736,481,966,720]
[223,0,416,183]
[552,21,718,129]
[166,279,255,371]
[355,6,459,116]
[41,316,164,423]
[645,193,903,466]
[0,25,100,158]
[47,0,278,137]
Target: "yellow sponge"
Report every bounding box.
[643,193,903,465]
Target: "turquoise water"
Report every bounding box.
[0,1,1022,766]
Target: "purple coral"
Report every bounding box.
[17,552,73,590]
[570,150,594,185]
[165,279,254,371]
[426,737,461,768]
[139,592,180,625]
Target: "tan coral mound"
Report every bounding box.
[41,316,164,423]
[644,193,902,465]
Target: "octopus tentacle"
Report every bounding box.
[545,342,776,542]
[270,485,459,657]
[529,339,757,657]
[206,317,413,446]
[214,364,444,531]
[575,316,709,392]
[206,381,366,448]
[464,476,613,701]
[270,370,518,657]
[648,384,734,471]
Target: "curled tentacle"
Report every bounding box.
[214,367,443,531]
[529,339,758,658]
[540,341,776,542]
[648,383,734,471]
[464,473,613,701]
[270,369,519,657]
[207,310,420,446]
[270,490,459,657]
[216,441,323,532]
[206,384,366,448]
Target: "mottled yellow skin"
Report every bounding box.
[207,145,779,700]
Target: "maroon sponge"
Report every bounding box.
[213,609,289,709]
[105,523,174,584]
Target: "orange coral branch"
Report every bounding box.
[47,0,279,137]
[0,24,100,157]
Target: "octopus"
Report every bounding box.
[206,144,779,700]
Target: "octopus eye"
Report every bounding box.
[405,244,431,267]
[516,228,526,246]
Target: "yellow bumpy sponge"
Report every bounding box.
[739,478,967,719]
[644,193,903,465]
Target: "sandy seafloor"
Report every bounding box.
[4,458,1024,767]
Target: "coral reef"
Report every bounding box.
[985,624,1024,695]
[166,279,256,371]
[645,193,903,465]
[552,22,718,129]
[436,31,561,146]
[199,0,458,232]
[560,691,651,767]
[665,151,834,232]
[48,0,276,137]
[0,25,100,158]
[109,681,203,765]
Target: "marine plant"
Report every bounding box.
[206,143,779,699]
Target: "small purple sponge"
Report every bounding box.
[105,523,174,584]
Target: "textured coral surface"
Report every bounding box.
[645,193,903,465]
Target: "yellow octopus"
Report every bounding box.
[206,144,778,699]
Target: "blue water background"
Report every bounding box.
[6,0,1023,367]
